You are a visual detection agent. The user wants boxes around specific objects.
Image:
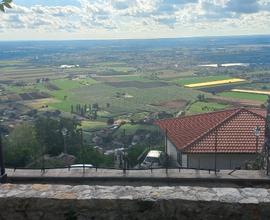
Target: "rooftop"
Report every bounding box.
[155,108,266,154]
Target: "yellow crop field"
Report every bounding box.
[231,89,270,95]
[185,78,246,88]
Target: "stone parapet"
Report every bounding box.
[0,184,270,219]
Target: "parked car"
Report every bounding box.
[140,150,167,169]
[70,164,94,169]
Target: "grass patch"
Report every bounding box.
[24,98,59,109]
[80,120,107,131]
[48,78,98,111]
[53,79,82,90]
[219,91,267,102]
[231,89,270,95]
[66,83,199,114]
[188,101,230,114]
[52,78,97,90]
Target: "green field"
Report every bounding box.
[80,120,107,131]
[49,78,98,111]
[187,101,230,114]
[2,59,240,133]
[27,76,198,114]
[174,75,232,86]
[219,91,267,102]
[52,83,199,114]
[52,78,98,90]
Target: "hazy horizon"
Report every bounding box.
[0,33,270,42]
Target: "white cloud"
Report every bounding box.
[0,0,270,40]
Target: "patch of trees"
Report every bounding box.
[71,103,100,120]
[115,92,126,98]
[35,116,81,156]
[197,94,206,101]
[3,116,81,168]
[4,123,39,167]
[3,116,116,168]
[78,147,114,167]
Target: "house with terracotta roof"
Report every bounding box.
[155,108,266,170]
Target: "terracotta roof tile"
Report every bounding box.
[155,108,266,154]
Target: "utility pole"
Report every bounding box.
[214,129,218,175]
[0,132,7,183]
[265,96,270,175]
[165,129,168,154]
[61,128,68,154]
[165,129,168,173]
[254,126,261,155]
[80,129,85,174]
[41,144,45,173]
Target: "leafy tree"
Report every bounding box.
[197,94,205,101]
[71,105,74,113]
[35,116,81,156]
[80,108,84,116]
[0,0,12,12]
[127,145,147,167]
[92,103,99,111]
[77,147,114,167]
[35,117,63,156]
[4,123,40,167]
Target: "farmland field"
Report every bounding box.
[5,75,201,115]
[23,98,59,109]
[1,36,270,133]
[231,89,270,96]
[52,78,98,90]
[105,81,170,88]
[80,120,107,131]
[49,83,200,114]
[174,75,232,86]
[184,78,246,88]
[219,91,268,102]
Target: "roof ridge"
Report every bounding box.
[182,108,243,152]
[156,107,240,123]
[244,108,266,120]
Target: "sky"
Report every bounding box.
[0,0,270,40]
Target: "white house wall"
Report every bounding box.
[167,139,178,161]
[166,139,257,169]
[188,154,256,170]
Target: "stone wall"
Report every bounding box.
[0,184,270,220]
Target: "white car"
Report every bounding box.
[70,164,94,169]
[140,150,167,169]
